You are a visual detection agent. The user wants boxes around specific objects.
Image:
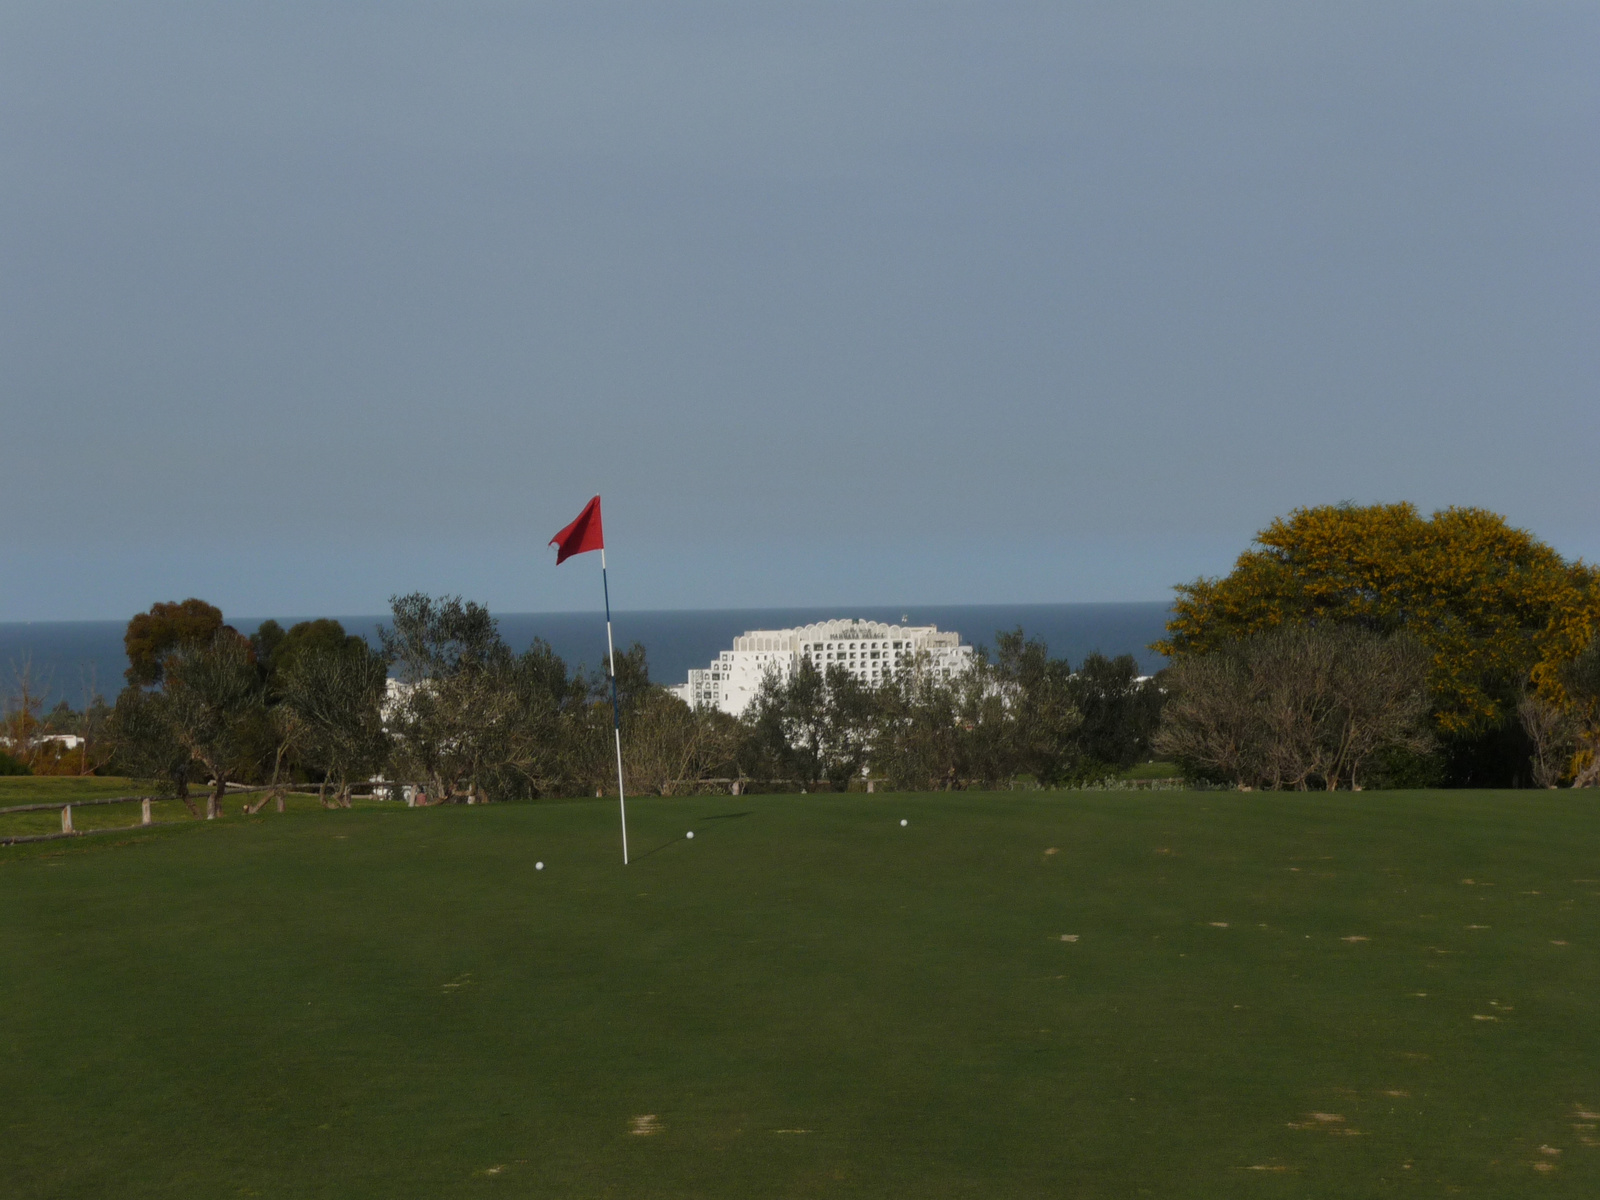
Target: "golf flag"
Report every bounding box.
[550,494,629,864]
[549,495,604,564]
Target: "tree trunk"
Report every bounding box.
[172,771,199,818]
[252,744,290,814]
[207,772,226,819]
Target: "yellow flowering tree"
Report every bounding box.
[1156,503,1600,737]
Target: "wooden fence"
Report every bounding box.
[0,794,166,845]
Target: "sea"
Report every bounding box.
[0,603,1172,708]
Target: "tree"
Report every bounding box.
[107,685,195,810]
[1156,503,1600,784]
[737,660,881,790]
[381,594,591,802]
[268,619,369,682]
[740,660,830,787]
[1559,636,1600,787]
[991,630,1083,785]
[124,599,226,685]
[1068,653,1164,776]
[277,638,389,807]
[1155,626,1432,790]
[161,632,264,817]
[623,690,741,796]
[1,659,46,772]
[1519,691,1576,789]
[868,647,1019,791]
[871,662,965,791]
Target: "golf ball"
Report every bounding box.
[535,861,544,870]
[686,831,695,839]
[900,819,908,827]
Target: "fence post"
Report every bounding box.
[141,798,152,825]
[61,805,74,834]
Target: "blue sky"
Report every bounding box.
[3,2,1595,620]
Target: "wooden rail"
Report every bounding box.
[0,794,164,846]
[0,795,160,816]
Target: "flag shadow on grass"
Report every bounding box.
[634,811,751,861]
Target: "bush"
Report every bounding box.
[0,749,32,775]
[1155,625,1432,791]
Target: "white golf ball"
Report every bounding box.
[535,861,544,870]
[686,831,695,839]
[900,819,908,827]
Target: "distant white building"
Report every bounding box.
[668,618,976,717]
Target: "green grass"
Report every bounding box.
[1120,759,1182,780]
[0,776,169,839]
[0,778,387,839]
[0,775,148,804]
[3,791,1598,1198]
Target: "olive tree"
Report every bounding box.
[161,632,264,817]
[277,639,390,807]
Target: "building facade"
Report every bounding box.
[668,618,975,716]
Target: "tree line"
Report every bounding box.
[28,501,1597,798]
[1153,503,1600,789]
[87,595,1164,810]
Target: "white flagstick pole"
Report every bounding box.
[601,547,628,865]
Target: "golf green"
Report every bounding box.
[3,791,1597,1197]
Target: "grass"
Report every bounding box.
[0,775,148,804]
[0,776,173,839]
[0,777,388,839]
[2,791,1598,1198]
[1120,759,1182,780]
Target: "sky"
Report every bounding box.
[2,2,1596,621]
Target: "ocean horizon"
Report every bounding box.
[1,602,1172,708]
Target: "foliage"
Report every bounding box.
[0,749,31,775]
[741,660,883,789]
[276,636,390,806]
[869,657,964,790]
[1518,691,1576,789]
[380,593,593,801]
[123,598,227,686]
[104,593,1170,801]
[745,631,1094,792]
[1157,503,1600,738]
[107,684,194,804]
[264,618,372,684]
[160,631,265,815]
[1067,652,1164,778]
[991,629,1084,785]
[1558,634,1600,787]
[1155,625,1432,790]
[622,690,741,796]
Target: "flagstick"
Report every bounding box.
[601,547,629,865]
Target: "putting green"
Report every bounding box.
[3,791,1597,1197]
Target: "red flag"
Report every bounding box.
[550,495,605,564]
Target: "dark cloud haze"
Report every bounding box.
[3,2,1595,620]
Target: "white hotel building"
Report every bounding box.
[669,618,975,717]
